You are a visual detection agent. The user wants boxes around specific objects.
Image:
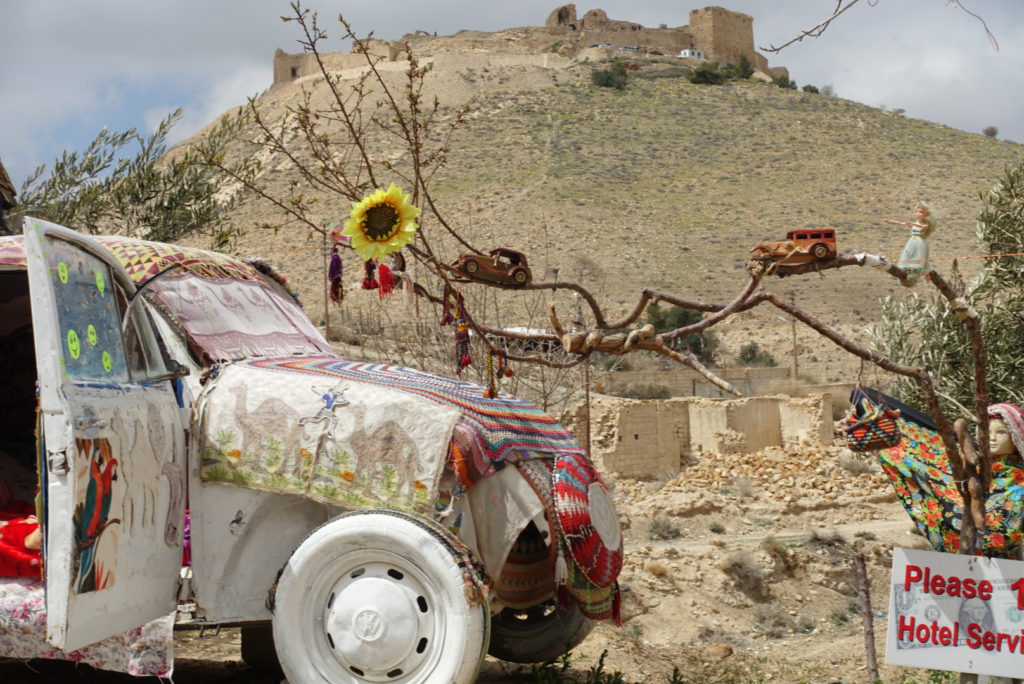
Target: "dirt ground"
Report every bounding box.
[0,435,948,683]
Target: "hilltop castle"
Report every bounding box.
[272,5,784,88]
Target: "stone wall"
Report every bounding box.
[688,396,781,454]
[596,398,692,478]
[571,393,834,479]
[779,394,832,445]
[688,6,767,72]
[271,5,783,88]
[272,40,392,88]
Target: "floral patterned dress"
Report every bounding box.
[878,419,1024,556]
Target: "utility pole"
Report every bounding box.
[789,291,798,393]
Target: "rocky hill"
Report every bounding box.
[197,46,1021,388]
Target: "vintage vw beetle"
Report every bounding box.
[0,219,622,682]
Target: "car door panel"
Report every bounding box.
[24,218,186,651]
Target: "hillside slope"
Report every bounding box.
[202,57,1022,380]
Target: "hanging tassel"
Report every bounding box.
[612,581,622,626]
[328,245,344,304]
[555,545,570,609]
[455,299,471,375]
[378,263,394,299]
[440,284,454,326]
[483,352,496,398]
[361,260,378,290]
[499,351,514,378]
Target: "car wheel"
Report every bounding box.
[812,243,829,258]
[272,510,489,684]
[513,269,527,284]
[464,260,479,274]
[488,599,594,663]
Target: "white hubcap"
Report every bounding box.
[322,562,438,680]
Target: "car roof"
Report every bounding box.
[0,234,265,286]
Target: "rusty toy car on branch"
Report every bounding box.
[748,227,838,276]
[453,247,532,286]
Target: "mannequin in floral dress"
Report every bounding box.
[878,402,1024,557]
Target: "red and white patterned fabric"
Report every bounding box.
[553,451,622,589]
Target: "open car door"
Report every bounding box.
[24,218,187,651]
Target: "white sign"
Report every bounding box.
[887,547,1024,678]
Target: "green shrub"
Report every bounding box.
[591,61,629,90]
[738,342,776,367]
[801,84,820,94]
[732,55,755,79]
[647,304,718,365]
[772,74,797,90]
[688,61,727,85]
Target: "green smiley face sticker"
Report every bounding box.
[102,351,112,373]
[67,329,80,359]
[87,324,98,346]
[95,271,105,293]
[58,262,69,284]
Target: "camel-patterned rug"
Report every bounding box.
[195,362,460,514]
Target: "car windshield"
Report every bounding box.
[146,270,332,363]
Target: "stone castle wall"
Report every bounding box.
[688,6,767,72]
[271,5,783,88]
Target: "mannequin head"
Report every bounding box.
[990,419,1016,457]
[988,403,1024,458]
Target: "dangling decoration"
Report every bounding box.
[484,352,497,398]
[328,244,344,305]
[362,260,378,290]
[378,262,395,300]
[497,351,514,378]
[555,542,570,609]
[455,299,471,375]
[403,269,413,305]
[391,252,406,288]
[440,284,455,326]
[342,183,420,261]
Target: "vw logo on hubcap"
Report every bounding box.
[353,609,385,641]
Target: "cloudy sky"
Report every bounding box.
[1,1,1021,188]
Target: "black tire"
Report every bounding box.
[513,269,527,284]
[465,260,479,274]
[488,600,595,663]
[240,623,281,671]
[812,243,829,258]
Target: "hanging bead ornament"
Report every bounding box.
[455,299,471,375]
[362,260,378,290]
[440,284,455,326]
[484,352,497,398]
[498,351,514,378]
[328,243,344,304]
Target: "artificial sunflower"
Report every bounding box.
[342,183,420,261]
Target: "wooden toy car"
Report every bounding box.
[454,248,532,285]
[748,228,837,275]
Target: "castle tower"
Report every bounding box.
[689,6,767,72]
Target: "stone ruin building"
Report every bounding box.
[272,4,785,88]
